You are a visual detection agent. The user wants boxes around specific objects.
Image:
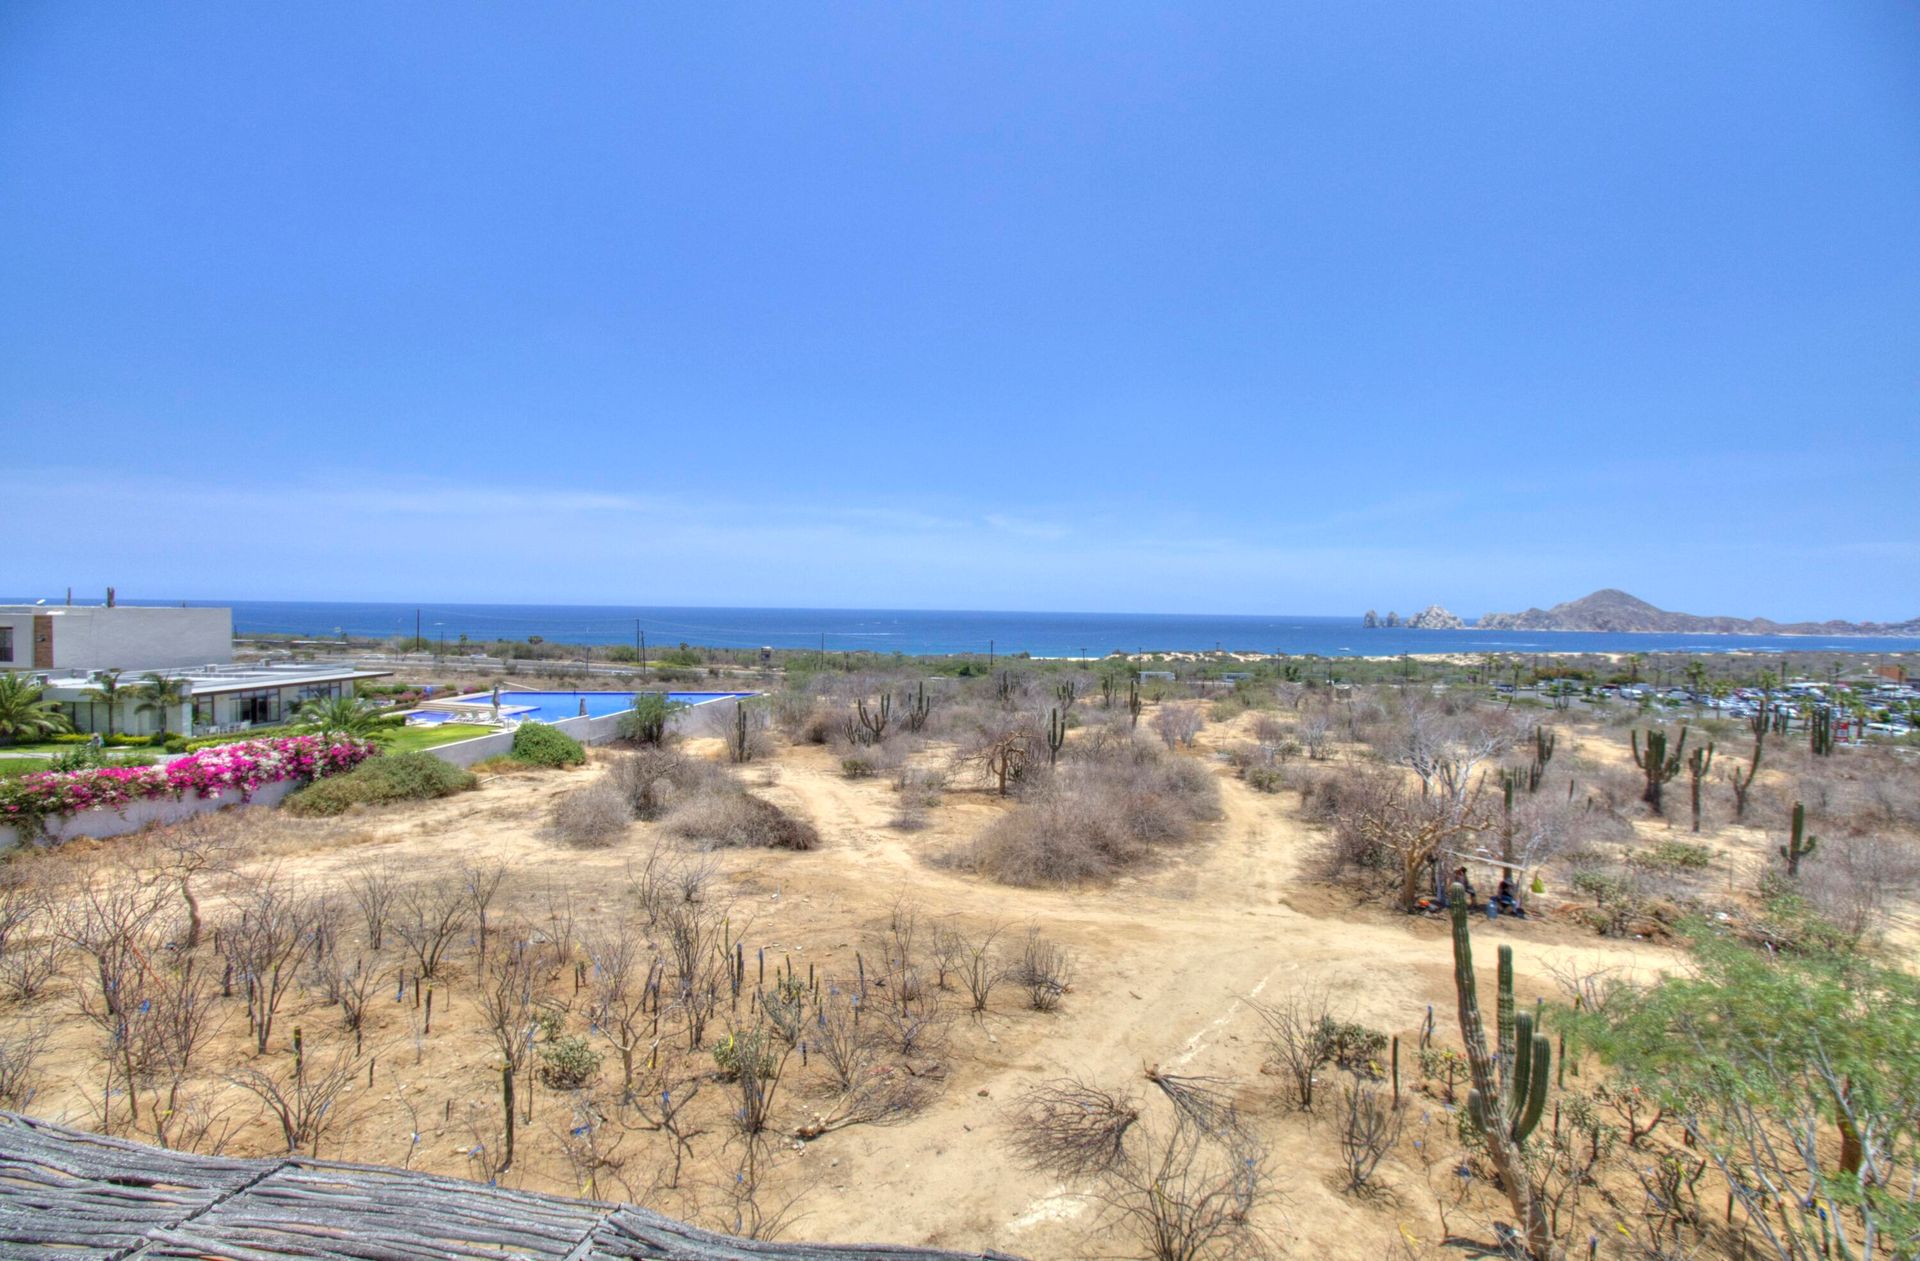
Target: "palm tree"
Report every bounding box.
[79,669,127,738]
[0,674,73,744]
[135,673,191,738]
[295,695,387,740]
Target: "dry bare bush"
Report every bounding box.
[459,858,510,964]
[389,877,469,980]
[0,1025,46,1109]
[608,746,689,819]
[1337,1083,1403,1193]
[1151,701,1206,749]
[0,870,58,1001]
[227,1043,361,1156]
[344,858,399,952]
[663,773,820,851]
[1794,833,1920,940]
[1253,989,1335,1110]
[224,872,324,1053]
[1007,1078,1141,1177]
[959,738,1217,886]
[1011,925,1072,1012]
[1008,1075,1272,1261]
[476,924,544,1075]
[955,923,1006,1014]
[546,778,632,847]
[584,918,662,1099]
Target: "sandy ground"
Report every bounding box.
[9,717,1713,1260]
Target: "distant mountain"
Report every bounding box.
[1474,589,1920,637]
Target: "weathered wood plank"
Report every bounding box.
[0,1114,1024,1261]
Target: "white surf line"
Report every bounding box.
[1167,966,1279,1070]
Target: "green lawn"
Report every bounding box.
[380,723,496,753]
[0,757,52,779]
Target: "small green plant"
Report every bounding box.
[1644,839,1714,871]
[538,1034,602,1089]
[617,693,684,745]
[512,722,586,767]
[711,1029,776,1082]
[1779,801,1818,877]
[1242,766,1285,793]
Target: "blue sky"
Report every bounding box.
[4,3,1916,620]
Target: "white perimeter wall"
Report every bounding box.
[1,698,735,849]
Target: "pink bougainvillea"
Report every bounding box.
[0,735,377,832]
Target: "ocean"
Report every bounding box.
[26,599,1920,659]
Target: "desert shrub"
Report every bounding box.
[959,739,1217,886]
[712,1028,777,1081]
[1791,833,1920,941]
[889,767,946,830]
[1643,839,1715,871]
[838,739,905,781]
[546,779,632,847]
[1243,766,1285,793]
[538,1034,602,1088]
[285,752,476,816]
[606,746,689,819]
[664,772,820,851]
[512,722,586,767]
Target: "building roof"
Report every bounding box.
[37,662,391,697]
[0,1113,1020,1261]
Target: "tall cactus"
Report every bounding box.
[1127,680,1143,730]
[856,694,891,744]
[1631,725,1688,815]
[1045,707,1066,766]
[1449,887,1554,1257]
[903,682,933,733]
[1054,680,1078,711]
[1686,742,1714,834]
[1808,706,1834,757]
[1527,725,1556,792]
[1780,801,1818,877]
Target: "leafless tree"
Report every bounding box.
[955,717,1038,797]
[227,1043,361,1156]
[223,871,321,1053]
[344,858,401,952]
[156,815,241,950]
[476,925,543,1076]
[1298,710,1333,760]
[1398,707,1510,805]
[584,918,662,1099]
[459,858,510,965]
[389,877,468,980]
[323,956,379,1052]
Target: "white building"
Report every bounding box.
[36,662,394,737]
[0,604,233,672]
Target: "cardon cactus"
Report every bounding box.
[1452,896,1551,1147]
[1780,801,1819,877]
[1631,725,1689,815]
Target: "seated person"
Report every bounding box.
[1492,877,1525,917]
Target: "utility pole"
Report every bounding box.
[989,638,995,670]
[416,609,422,653]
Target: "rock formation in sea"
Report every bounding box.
[1405,604,1465,630]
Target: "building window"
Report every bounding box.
[0,627,10,661]
[234,690,280,725]
[194,695,215,729]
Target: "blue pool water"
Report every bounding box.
[417,690,752,724]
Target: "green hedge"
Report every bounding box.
[284,752,477,817]
[511,722,586,767]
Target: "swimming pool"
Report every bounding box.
[414,690,753,725]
